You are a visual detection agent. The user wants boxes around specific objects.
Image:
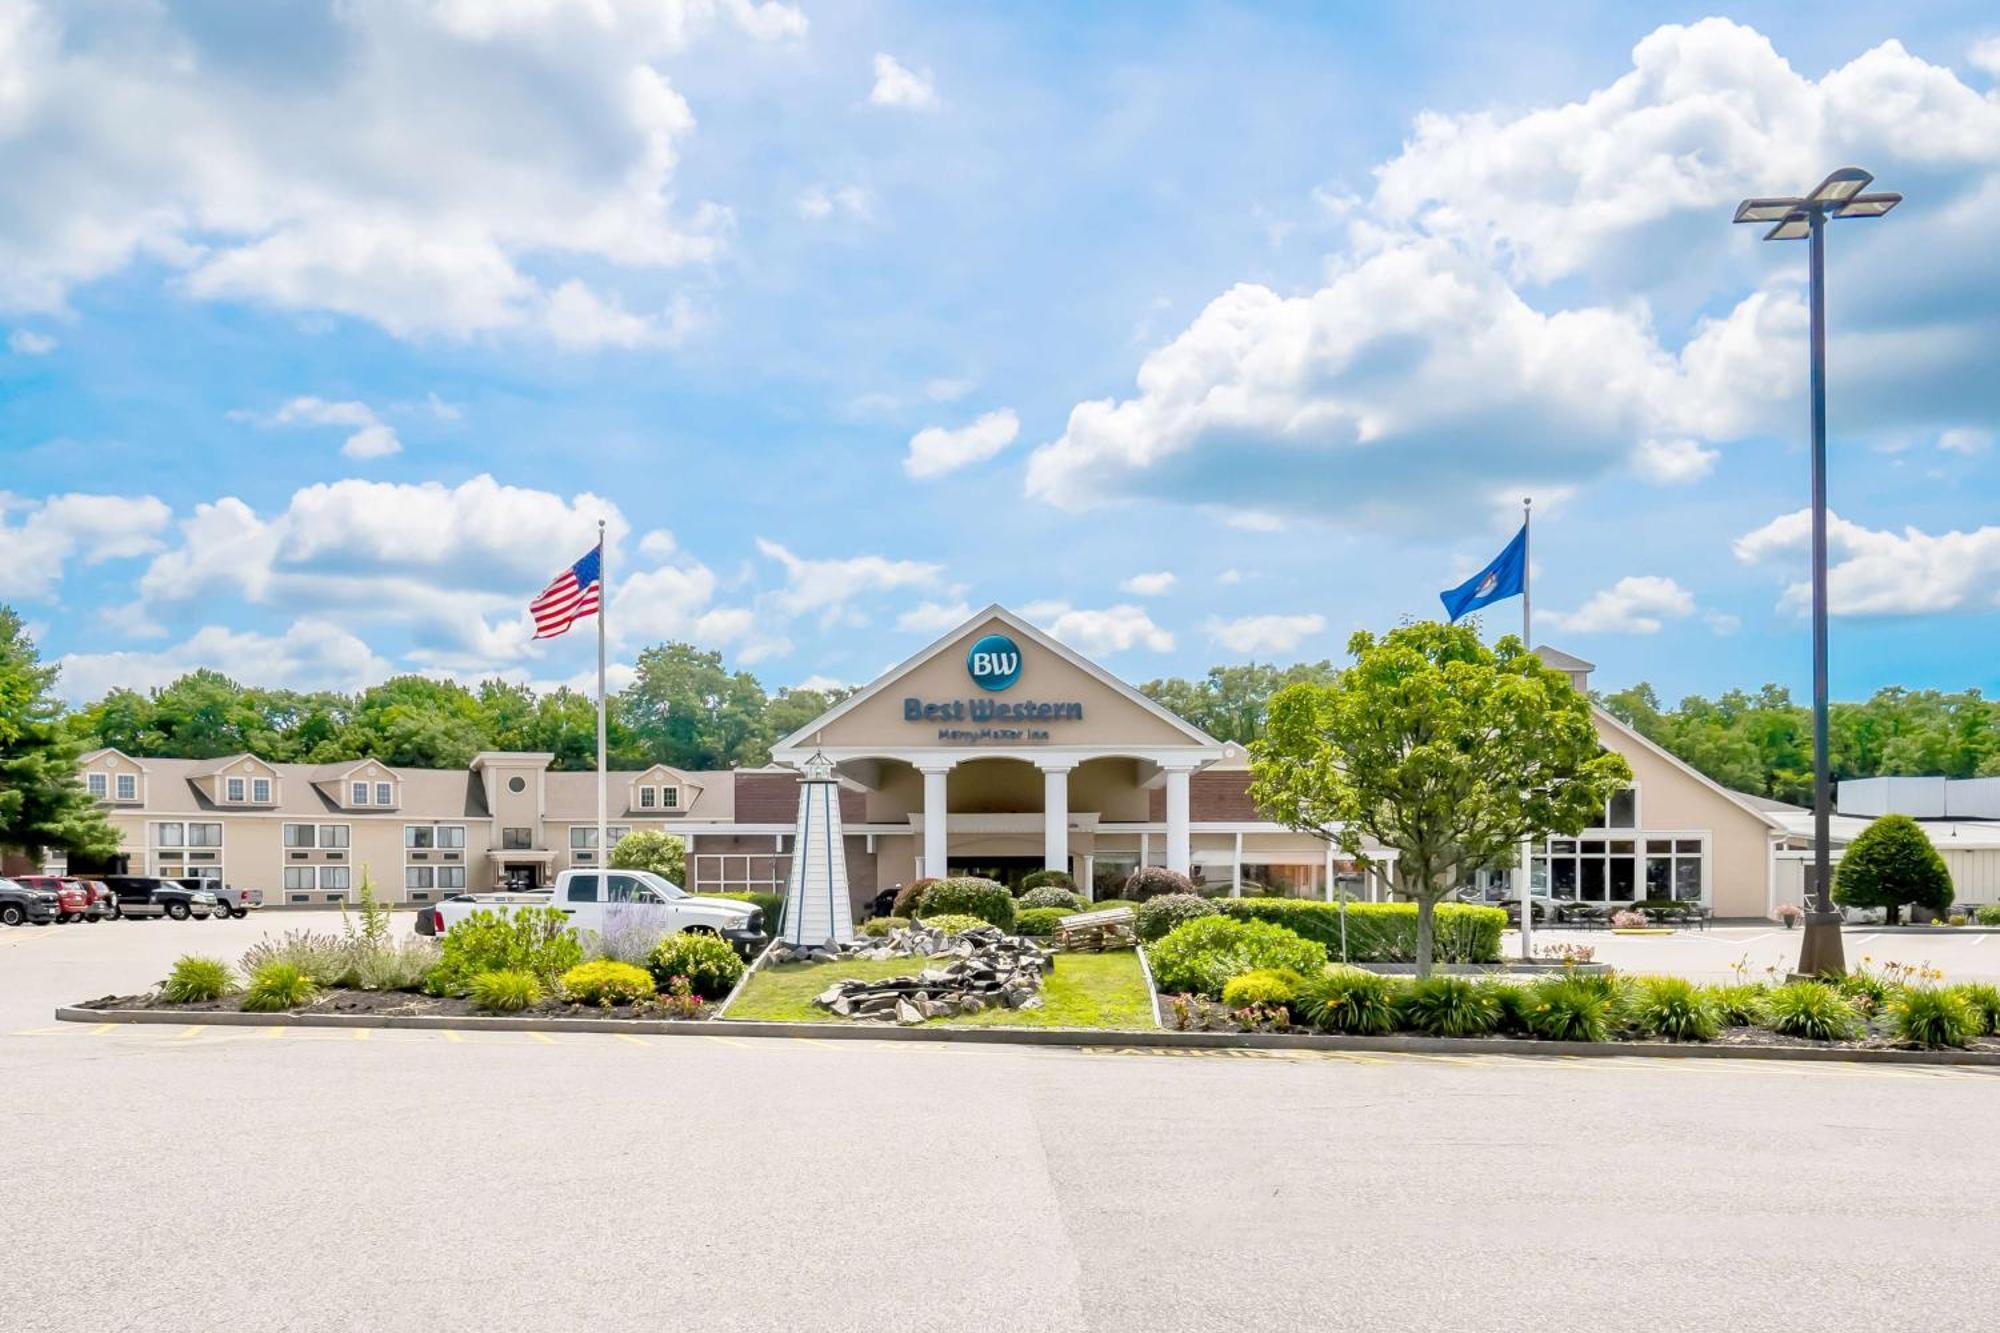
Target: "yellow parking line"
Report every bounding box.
[441,1030,464,1043]
[706,1035,755,1050]
[352,1028,371,1041]
[260,1025,286,1039]
[526,1032,558,1045]
[90,1023,117,1035]
[613,1033,649,1047]
[176,1025,205,1039]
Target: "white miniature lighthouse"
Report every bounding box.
[780,750,855,946]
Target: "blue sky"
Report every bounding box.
[2,1,1998,706]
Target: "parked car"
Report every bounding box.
[79,879,119,920]
[0,877,61,926]
[15,876,92,922]
[416,868,767,959]
[177,880,261,919]
[101,875,217,921]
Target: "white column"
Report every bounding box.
[1139,832,1151,867]
[1038,761,1073,874]
[1231,831,1243,898]
[920,764,952,879]
[1165,766,1191,876]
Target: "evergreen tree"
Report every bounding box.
[0,608,119,861]
[1832,813,1954,925]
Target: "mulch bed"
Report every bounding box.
[73,989,710,1021]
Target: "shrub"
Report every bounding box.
[1759,982,1863,1042]
[1135,893,1220,942]
[1295,967,1401,1035]
[702,891,785,937]
[1976,905,2000,927]
[859,916,910,938]
[1524,976,1613,1043]
[915,877,1015,929]
[1887,987,1979,1049]
[1019,885,1087,912]
[240,930,349,986]
[1835,968,1896,1016]
[1396,975,1502,1038]
[592,906,670,967]
[160,955,234,1003]
[560,960,657,1006]
[470,968,543,1013]
[1833,813,1953,925]
[648,931,745,1001]
[916,913,989,935]
[1627,976,1721,1042]
[1610,909,1650,929]
[890,878,938,919]
[1014,907,1069,937]
[1088,898,1142,914]
[1221,968,1305,1009]
[1146,916,1326,998]
[1214,900,1506,964]
[1947,982,2000,1035]
[240,961,318,1013]
[608,829,687,884]
[1706,983,1767,1027]
[350,937,440,992]
[1018,869,1075,894]
[1123,866,1197,901]
[428,906,582,995]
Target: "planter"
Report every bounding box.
[1610,927,1675,936]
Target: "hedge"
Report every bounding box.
[1213,900,1505,964]
[702,891,785,936]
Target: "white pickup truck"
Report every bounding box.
[415,868,769,958]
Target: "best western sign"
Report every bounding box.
[900,632,1084,741]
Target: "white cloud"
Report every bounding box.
[896,600,974,635]
[792,673,849,693]
[796,184,872,222]
[425,392,463,423]
[0,2,803,343]
[904,409,1020,479]
[1544,576,1697,634]
[1120,571,1176,596]
[1939,427,1992,455]
[1734,509,2000,615]
[925,377,973,402]
[1633,437,1718,485]
[869,53,937,110]
[1217,568,1245,586]
[55,619,393,703]
[243,396,402,460]
[1025,602,1173,656]
[7,329,55,354]
[1224,510,1286,533]
[1973,36,2000,79]
[1205,613,1326,655]
[755,539,941,622]
[0,492,171,599]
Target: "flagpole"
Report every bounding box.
[1519,496,1534,962]
[595,519,608,884]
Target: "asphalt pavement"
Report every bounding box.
[2,912,1996,1332]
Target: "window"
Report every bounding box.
[186,823,222,848]
[566,873,598,903]
[570,826,631,850]
[639,785,658,809]
[284,866,316,891]
[1644,839,1706,902]
[115,773,137,801]
[436,825,464,849]
[438,866,465,890]
[284,824,317,849]
[375,782,393,806]
[405,825,435,850]
[1238,863,1324,900]
[1604,787,1638,829]
[606,873,647,903]
[320,824,349,849]
[1534,833,1683,904]
[88,773,108,799]
[661,786,680,810]
[405,866,435,891]
[691,854,788,895]
[351,782,369,805]
[252,777,271,803]
[155,823,185,848]
[502,827,533,850]
[226,777,246,802]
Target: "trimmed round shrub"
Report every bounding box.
[470,968,542,1013]
[1524,976,1613,1043]
[1135,892,1220,943]
[648,931,746,1001]
[1706,983,1767,1027]
[1089,898,1142,914]
[1834,812,1954,925]
[1019,886,1087,912]
[161,954,234,1003]
[1627,976,1721,1042]
[240,961,318,1013]
[1221,967,1304,1009]
[1018,869,1075,894]
[1295,967,1401,1035]
[890,878,938,919]
[1947,982,2000,1035]
[915,877,1015,930]
[1146,916,1325,998]
[916,913,989,935]
[1123,866,1197,902]
[859,916,910,938]
[1014,907,1068,937]
[1758,981,1862,1042]
[560,960,656,1006]
[1397,975,1502,1038]
[1887,987,1979,1049]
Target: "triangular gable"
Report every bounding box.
[775,604,1219,754]
[630,762,705,792]
[201,752,280,779]
[1592,706,1784,832]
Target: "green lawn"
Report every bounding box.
[725,949,1155,1030]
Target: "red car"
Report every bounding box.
[15,876,110,922]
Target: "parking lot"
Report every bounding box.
[1508,923,2000,982]
[5,912,2000,1331]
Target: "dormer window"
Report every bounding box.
[226,777,246,802]
[639,786,657,809]
[375,782,393,806]
[253,777,272,803]
[661,786,679,810]
[115,773,137,801]
[88,773,108,799]
[352,782,370,806]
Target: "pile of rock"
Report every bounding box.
[807,936,1053,1024]
[767,920,1005,965]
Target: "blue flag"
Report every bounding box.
[1439,524,1527,623]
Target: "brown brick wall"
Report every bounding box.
[1147,771,1266,822]
[733,772,867,823]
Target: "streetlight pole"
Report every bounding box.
[1734,168,1901,978]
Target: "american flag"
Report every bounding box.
[530,545,603,639]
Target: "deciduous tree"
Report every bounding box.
[1832,813,1953,925]
[0,608,119,862]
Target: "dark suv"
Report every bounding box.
[0,877,61,926]
[102,875,217,921]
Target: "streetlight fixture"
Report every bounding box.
[1734,167,1901,978]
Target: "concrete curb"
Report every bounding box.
[53,1005,2000,1067]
